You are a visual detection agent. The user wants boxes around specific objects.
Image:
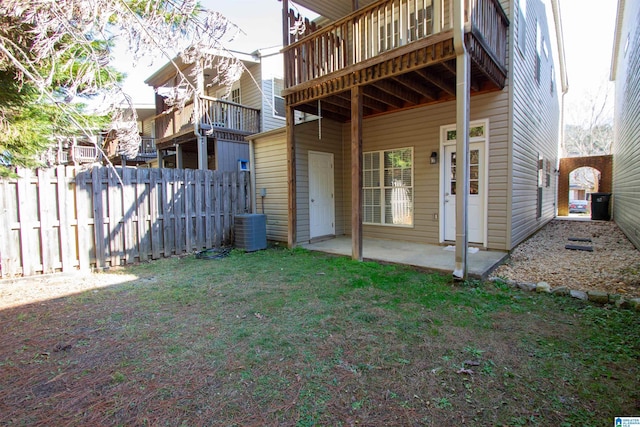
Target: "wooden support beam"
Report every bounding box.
[374,79,422,104]
[295,103,348,122]
[415,68,456,96]
[336,92,387,114]
[363,86,405,108]
[323,95,377,117]
[286,104,296,248]
[351,86,363,261]
[391,74,438,101]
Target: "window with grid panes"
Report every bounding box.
[363,148,413,226]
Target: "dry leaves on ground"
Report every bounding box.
[493,219,640,299]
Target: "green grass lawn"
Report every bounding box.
[1,246,638,426]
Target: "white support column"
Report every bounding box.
[453,0,469,280]
[195,59,208,170]
[197,136,208,170]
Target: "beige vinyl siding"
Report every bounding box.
[241,63,262,112]
[252,130,289,242]
[335,90,509,250]
[509,0,560,249]
[612,1,640,249]
[294,119,345,243]
[141,118,153,137]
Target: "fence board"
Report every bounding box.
[1,172,20,277]
[204,172,213,248]
[57,166,74,272]
[214,172,222,247]
[136,168,150,262]
[0,166,251,278]
[108,167,123,267]
[149,168,161,259]
[16,168,35,276]
[161,169,173,257]
[75,168,92,271]
[92,167,106,269]
[184,169,194,251]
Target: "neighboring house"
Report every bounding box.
[145,47,285,171]
[248,0,567,268]
[610,0,640,249]
[102,105,157,167]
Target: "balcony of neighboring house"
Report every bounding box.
[102,134,158,166]
[153,96,261,149]
[49,137,102,165]
[282,0,508,120]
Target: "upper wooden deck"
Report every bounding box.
[282,0,508,121]
[153,97,261,149]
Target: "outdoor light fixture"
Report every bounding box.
[430,151,438,164]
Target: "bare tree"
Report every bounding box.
[563,78,613,194]
[562,79,613,157]
[0,0,242,168]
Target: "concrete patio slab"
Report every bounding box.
[302,236,508,279]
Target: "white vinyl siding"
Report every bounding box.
[611,0,640,249]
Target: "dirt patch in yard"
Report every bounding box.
[492,219,640,299]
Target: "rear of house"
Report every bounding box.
[611,0,640,249]
[250,0,566,254]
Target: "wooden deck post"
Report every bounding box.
[286,103,297,248]
[351,86,363,261]
[453,0,470,280]
[281,0,290,48]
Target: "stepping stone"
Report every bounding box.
[568,237,592,242]
[565,244,593,252]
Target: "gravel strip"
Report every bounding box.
[492,219,640,299]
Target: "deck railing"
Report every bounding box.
[102,136,157,160]
[284,0,507,88]
[155,101,196,141]
[155,97,260,141]
[200,96,260,135]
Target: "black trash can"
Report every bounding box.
[590,192,611,221]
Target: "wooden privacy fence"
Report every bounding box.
[0,166,252,278]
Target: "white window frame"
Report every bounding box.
[272,78,285,120]
[517,0,527,55]
[363,147,414,227]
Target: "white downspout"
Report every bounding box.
[453,0,470,280]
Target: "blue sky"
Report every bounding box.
[119,0,619,122]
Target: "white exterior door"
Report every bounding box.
[309,151,335,239]
[441,121,487,245]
